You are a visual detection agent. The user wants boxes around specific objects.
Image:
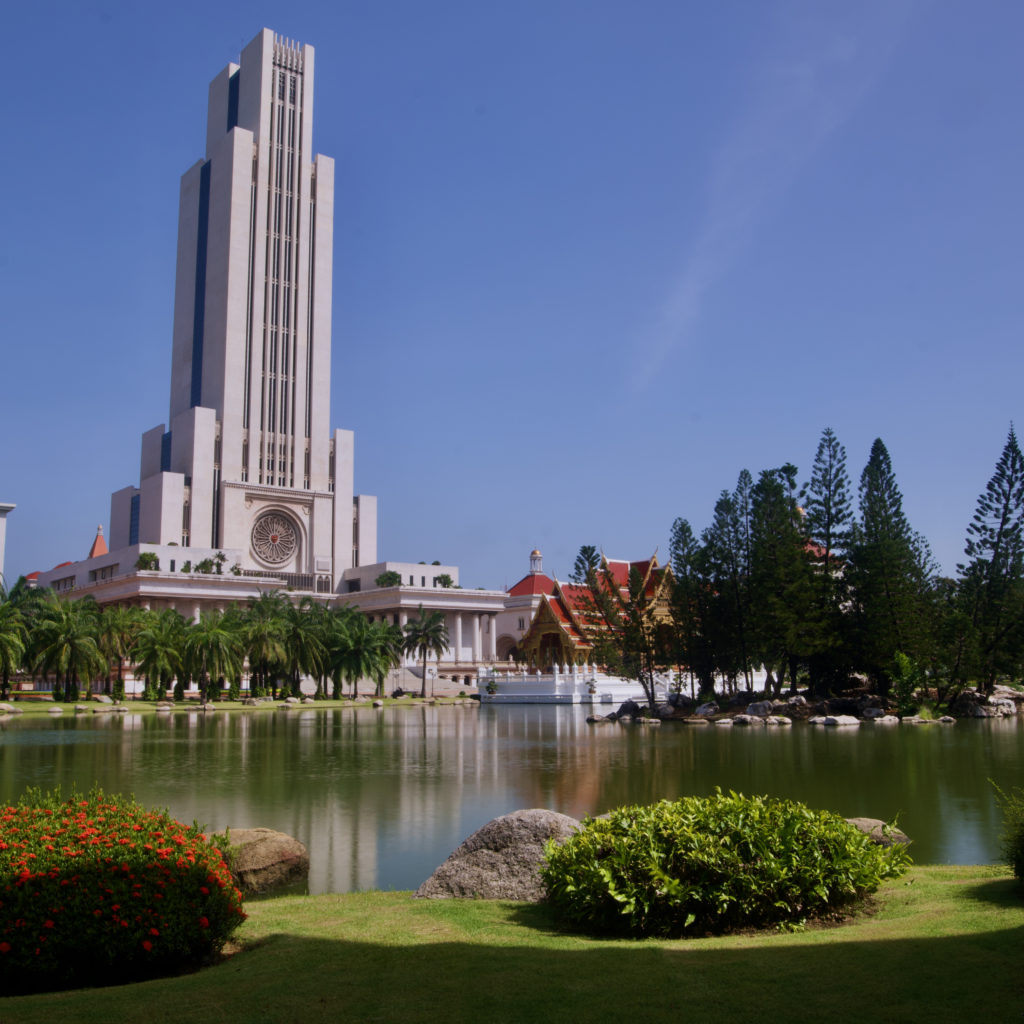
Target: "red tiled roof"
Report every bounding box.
[507,572,555,597]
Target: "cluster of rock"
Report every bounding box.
[586,684,1024,727]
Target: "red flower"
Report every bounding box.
[199,916,209,928]
[43,920,54,929]
[149,927,159,936]
[142,940,153,951]
[0,942,10,954]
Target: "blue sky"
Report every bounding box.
[3,1,1022,589]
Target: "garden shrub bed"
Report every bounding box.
[542,790,910,938]
[0,788,245,994]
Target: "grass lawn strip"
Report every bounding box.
[2,865,1021,1023]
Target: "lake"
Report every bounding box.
[2,704,1022,893]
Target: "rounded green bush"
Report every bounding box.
[0,788,246,994]
[992,782,1024,884]
[541,790,910,937]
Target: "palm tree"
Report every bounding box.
[403,607,449,698]
[32,594,105,702]
[0,586,27,700]
[184,610,243,703]
[99,604,145,699]
[282,597,326,698]
[328,611,377,699]
[134,608,186,700]
[243,592,290,697]
[368,620,404,698]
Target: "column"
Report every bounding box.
[472,613,481,663]
[488,614,497,660]
[454,613,463,664]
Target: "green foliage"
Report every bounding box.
[134,553,160,571]
[955,427,1024,693]
[374,571,403,588]
[542,791,910,938]
[892,651,922,717]
[0,788,245,994]
[992,781,1024,884]
[435,573,454,588]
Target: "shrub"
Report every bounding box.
[992,782,1024,884]
[0,788,245,994]
[541,790,910,938]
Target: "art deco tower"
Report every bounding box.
[110,29,375,592]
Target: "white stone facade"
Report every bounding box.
[0,503,13,587]
[105,29,375,592]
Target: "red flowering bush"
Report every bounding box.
[0,788,246,994]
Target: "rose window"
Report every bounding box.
[251,513,298,564]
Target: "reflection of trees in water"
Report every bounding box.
[1,711,1022,890]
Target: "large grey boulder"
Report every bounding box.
[809,714,860,727]
[845,817,911,848]
[745,700,774,717]
[695,702,719,717]
[415,809,580,901]
[0,702,23,714]
[221,827,310,895]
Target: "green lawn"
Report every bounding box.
[3,865,1022,1024]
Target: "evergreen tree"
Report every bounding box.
[701,489,751,690]
[956,426,1024,692]
[748,464,814,694]
[669,518,715,696]
[848,439,933,695]
[800,427,854,693]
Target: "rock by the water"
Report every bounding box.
[0,702,23,715]
[615,700,642,719]
[682,717,710,725]
[93,694,113,704]
[415,809,579,901]
[745,700,774,717]
[372,699,384,708]
[714,718,734,727]
[47,706,63,715]
[732,714,763,727]
[845,817,911,848]
[695,702,719,717]
[809,714,860,727]
[221,827,310,895]
[764,715,792,726]
[938,715,956,724]
[862,707,888,719]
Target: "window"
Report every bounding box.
[518,617,525,631]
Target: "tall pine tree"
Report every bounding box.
[956,426,1024,692]
[848,439,933,695]
[800,427,854,694]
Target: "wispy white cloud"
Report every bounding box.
[629,1,918,392]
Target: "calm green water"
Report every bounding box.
[2,705,1022,893]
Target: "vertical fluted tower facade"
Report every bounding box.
[111,29,376,590]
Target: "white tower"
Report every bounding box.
[110,30,375,592]
[0,503,14,587]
